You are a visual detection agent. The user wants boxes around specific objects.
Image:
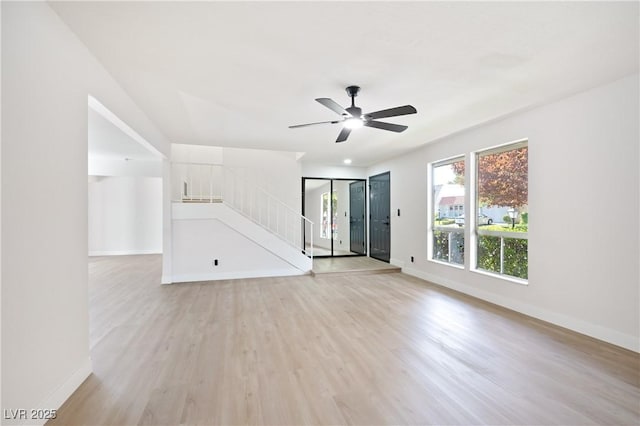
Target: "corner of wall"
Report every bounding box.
[35,357,92,426]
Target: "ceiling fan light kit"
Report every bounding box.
[289,85,417,143]
[344,117,364,129]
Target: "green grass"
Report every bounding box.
[481,223,528,233]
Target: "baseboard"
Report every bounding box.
[88,249,161,256]
[32,357,92,426]
[401,266,640,353]
[389,257,406,268]
[171,268,305,283]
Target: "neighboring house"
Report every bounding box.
[433,184,465,218]
[438,195,465,218]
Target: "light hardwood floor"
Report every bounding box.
[49,255,639,425]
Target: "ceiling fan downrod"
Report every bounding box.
[346,85,360,108]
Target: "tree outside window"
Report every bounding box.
[453,143,528,279]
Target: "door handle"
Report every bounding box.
[383,221,390,226]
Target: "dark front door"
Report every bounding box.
[349,181,366,254]
[369,172,390,262]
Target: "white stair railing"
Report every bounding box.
[172,162,313,259]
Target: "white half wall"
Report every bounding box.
[1,3,170,424]
[367,74,640,351]
[171,203,309,282]
[88,176,162,256]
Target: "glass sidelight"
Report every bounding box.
[302,177,366,257]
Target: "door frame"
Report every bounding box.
[302,177,367,258]
[368,171,391,263]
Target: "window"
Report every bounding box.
[474,141,528,280]
[320,191,338,240]
[430,157,465,266]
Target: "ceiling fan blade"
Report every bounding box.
[289,120,341,129]
[364,120,408,133]
[316,98,350,116]
[365,105,417,120]
[335,127,351,143]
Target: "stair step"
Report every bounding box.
[310,267,401,277]
[311,257,401,277]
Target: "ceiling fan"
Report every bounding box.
[289,85,417,143]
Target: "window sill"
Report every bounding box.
[471,268,528,286]
[428,259,465,270]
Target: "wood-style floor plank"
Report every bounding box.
[49,255,639,425]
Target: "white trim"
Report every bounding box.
[88,249,161,256]
[389,258,405,269]
[433,225,464,233]
[171,269,305,283]
[32,357,92,426]
[431,154,466,168]
[428,258,465,270]
[474,138,528,157]
[161,275,173,285]
[471,267,528,286]
[401,266,639,353]
[477,229,528,239]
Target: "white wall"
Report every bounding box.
[172,219,299,281]
[88,157,162,177]
[301,164,366,180]
[368,74,640,351]
[169,144,301,209]
[1,3,170,423]
[224,147,301,211]
[171,203,309,282]
[171,144,223,164]
[88,177,162,256]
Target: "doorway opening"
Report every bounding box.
[302,177,366,257]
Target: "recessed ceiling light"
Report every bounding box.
[343,159,352,165]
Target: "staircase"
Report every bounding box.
[170,162,313,282]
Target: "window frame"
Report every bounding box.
[428,155,466,268]
[471,139,529,284]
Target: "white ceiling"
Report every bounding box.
[54,1,638,167]
[88,108,161,161]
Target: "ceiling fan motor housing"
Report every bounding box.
[346,106,362,118]
[346,85,361,98]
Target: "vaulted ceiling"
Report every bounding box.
[52,1,639,167]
